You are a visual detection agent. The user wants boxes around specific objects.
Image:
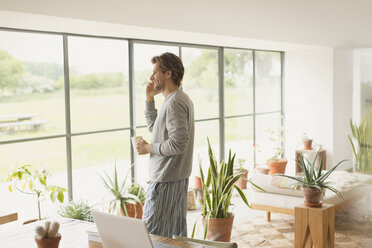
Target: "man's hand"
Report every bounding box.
[146,80,161,102]
[136,138,152,155]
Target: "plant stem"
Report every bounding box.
[37,192,41,221]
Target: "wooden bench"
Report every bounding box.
[0,120,48,133]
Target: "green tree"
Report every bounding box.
[0,50,25,96]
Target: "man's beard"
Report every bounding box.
[154,81,164,91]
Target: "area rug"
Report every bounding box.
[231,202,372,248]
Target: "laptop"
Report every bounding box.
[91,210,177,248]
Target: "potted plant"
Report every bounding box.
[274,149,345,207]
[125,183,146,219]
[7,165,67,222]
[265,126,287,175]
[266,147,287,175]
[194,155,203,189]
[99,164,145,219]
[348,117,372,174]
[58,200,93,222]
[302,132,313,150]
[192,138,262,242]
[234,158,248,189]
[34,221,61,248]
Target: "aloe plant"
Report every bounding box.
[274,149,346,198]
[192,138,263,239]
[348,117,372,173]
[99,164,144,216]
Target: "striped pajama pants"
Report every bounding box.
[142,178,189,238]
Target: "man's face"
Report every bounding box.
[150,63,166,91]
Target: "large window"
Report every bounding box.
[0,28,284,217]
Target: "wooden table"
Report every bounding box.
[0,217,212,248]
[0,211,18,225]
[295,203,335,248]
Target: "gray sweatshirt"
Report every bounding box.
[145,89,195,182]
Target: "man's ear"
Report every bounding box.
[165,70,172,79]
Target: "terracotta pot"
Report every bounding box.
[202,214,234,242]
[194,176,202,189]
[35,234,61,248]
[120,202,144,219]
[267,159,287,175]
[303,139,313,150]
[302,187,323,207]
[234,169,248,189]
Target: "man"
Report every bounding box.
[136,52,195,238]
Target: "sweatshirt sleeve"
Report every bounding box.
[151,100,190,156]
[145,101,157,132]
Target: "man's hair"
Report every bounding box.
[151,52,184,87]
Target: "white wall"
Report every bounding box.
[284,48,334,173]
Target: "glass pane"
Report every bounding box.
[182,47,219,120]
[0,138,67,219]
[68,37,129,132]
[72,131,131,205]
[192,120,219,182]
[135,127,153,187]
[224,49,253,116]
[0,30,65,142]
[255,51,281,113]
[134,44,179,126]
[225,117,254,170]
[359,54,372,172]
[255,114,282,165]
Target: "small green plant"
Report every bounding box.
[127,184,146,203]
[348,117,372,173]
[264,125,285,161]
[234,158,247,172]
[99,164,144,216]
[192,138,263,239]
[58,200,93,222]
[7,165,67,220]
[274,149,346,197]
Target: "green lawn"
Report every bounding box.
[0,88,254,179]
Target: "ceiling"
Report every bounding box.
[0,0,372,48]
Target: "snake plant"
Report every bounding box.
[193,138,263,239]
[348,117,372,173]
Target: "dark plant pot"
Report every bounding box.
[202,214,234,242]
[303,139,313,150]
[120,202,144,219]
[267,159,287,175]
[35,234,61,248]
[194,176,202,189]
[302,187,323,207]
[234,169,248,189]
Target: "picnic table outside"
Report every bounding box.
[0,114,48,134]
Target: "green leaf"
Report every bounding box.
[38,176,46,186]
[28,180,34,190]
[57,191,65,203]
[17,171,22,180]
[234,185,250,208]
[50,191,57,203]
[8,185,12,192]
